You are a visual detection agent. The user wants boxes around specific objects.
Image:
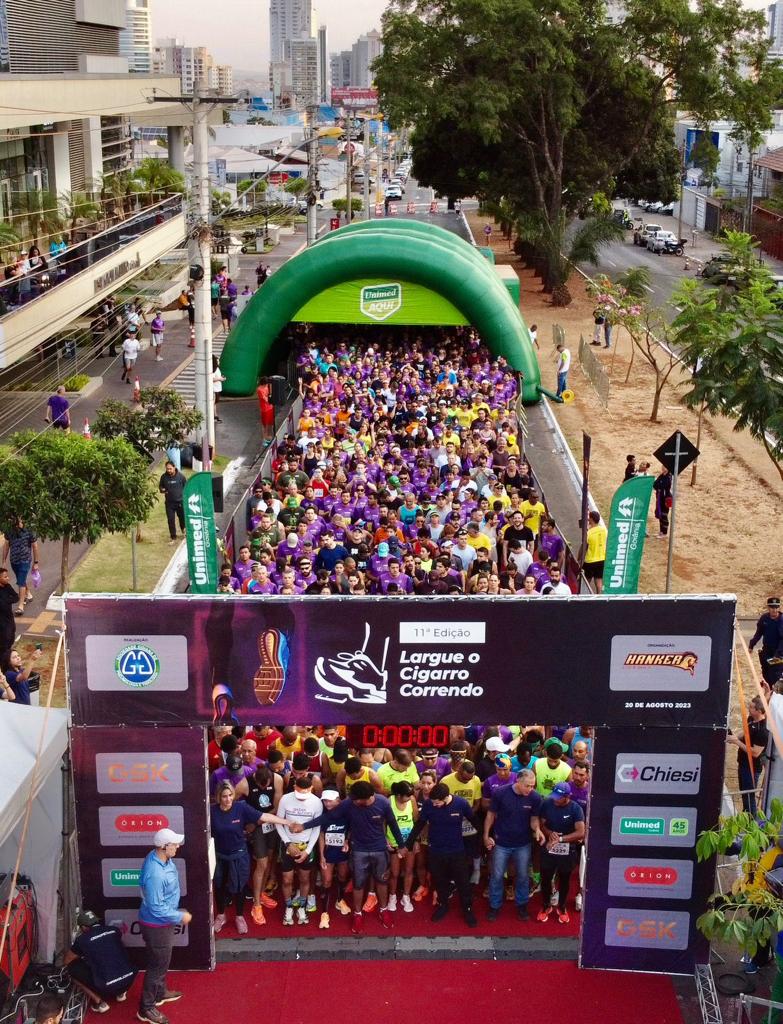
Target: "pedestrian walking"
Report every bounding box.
[213,357,226,423]
[150,311,165,362]
[0,568,18,662]
[137,828,191,1024]
[120,328,140,383]
[2,516,39,615]
[45,384,70,430]
[159,461,187,545]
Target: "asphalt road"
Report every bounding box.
[586,233,689,314]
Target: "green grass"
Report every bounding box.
[68,457,230,593]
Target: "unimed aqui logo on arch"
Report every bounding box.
[360,283,402,321]
[114,643,161,688]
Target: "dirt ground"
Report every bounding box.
[469,213,783,618]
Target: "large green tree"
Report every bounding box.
[0,432,156,590]
[93,386,202,463]
[375,0,768,303]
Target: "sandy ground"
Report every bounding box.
[469,213,783,618]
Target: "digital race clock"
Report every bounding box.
[345,724,450,750]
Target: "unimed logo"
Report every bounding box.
[605,908,690,950]
[96,752,183,794]
[98,805,185,847]
[101,857,187,898]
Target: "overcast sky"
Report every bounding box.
[151,0,389,72]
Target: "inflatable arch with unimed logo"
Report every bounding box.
[219,218,544,404]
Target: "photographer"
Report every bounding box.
[1,646,42,705]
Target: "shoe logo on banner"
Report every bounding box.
[114,643,161,688]
[315,622,389,704]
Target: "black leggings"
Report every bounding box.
[540,851,575,911]
[214,883,245,917]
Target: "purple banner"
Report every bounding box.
[64,595,734,729]
[579,726,725,974]
[71,727,213,971]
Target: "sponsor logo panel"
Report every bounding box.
[611,806,697,847]
[360,283,402,321]
[101,858,187,898]
[104,909,189,947]
[609,635,711,692]
[98,806,185,846]
[604,908,690,950]
[614,753,701,795]
[85,635,189,692]
[96,753,183,794]
[608,858,693,900]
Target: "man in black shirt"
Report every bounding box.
[749,597,783,685]
[64,910,137,1012]
[158,461,187,543]
[728,695,769,815]
[501,510,534,565]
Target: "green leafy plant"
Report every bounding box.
[94,386,203,462]
[63,374,91,392]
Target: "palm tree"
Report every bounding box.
[101,170,143,220]
[12,190,63,250]
[133,158,186,201]
[616,266,652,300]
[59,190,101,243]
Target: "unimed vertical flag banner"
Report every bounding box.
[183,472,218,594]
[602,475,655,595]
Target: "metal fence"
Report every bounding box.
[578,333,610,409]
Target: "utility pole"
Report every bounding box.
[152,82,237,457]
[306,103,319,246]
[345,123,353,222]
[745,141,755,234]
[676,145,685,244]
[363,117,371,220]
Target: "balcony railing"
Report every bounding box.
[0,194,184,319]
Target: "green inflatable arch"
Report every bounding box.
[220,219,543,403]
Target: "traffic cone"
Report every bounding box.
[188,325,196,348]
[82,417,92,439]
[132,377,141,403]
[684,256,690,272]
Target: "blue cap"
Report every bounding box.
[552,782,572,798]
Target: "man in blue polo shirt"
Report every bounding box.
[483,768,544,921]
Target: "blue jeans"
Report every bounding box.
[556,371,568,397]
[488,843,531,909]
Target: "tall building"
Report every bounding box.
[120,0,152,73]
[287,37,319,105]
[350,29,382,89]
[770,2,783,53]
[2,0,127,74]
[152,38,233,94]
[269,0,315,64]
[318,24,329,103]
[329,49,351,91]
[214,64,234,94]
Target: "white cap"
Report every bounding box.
[321,789,340,801]
[485,736,509,753]
[154,828,184,847]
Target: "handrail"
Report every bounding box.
[0,194,184,319]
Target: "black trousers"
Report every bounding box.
[139,923,174,1012]
[540,850,576,911]
[429,850,472,912]
[165,501,185,539]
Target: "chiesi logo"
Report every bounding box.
[360,283,402,321]
[623,651,698,674]
[114,643,161,688]
[187,491,211,586]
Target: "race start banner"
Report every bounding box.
[602,475,655,595]
[65,592,735,975]
[70,726,213,970]
[183,472,218,594]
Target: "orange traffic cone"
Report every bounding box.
[132,377,141,403]
[82,417,92,439]
[188,326,196,348]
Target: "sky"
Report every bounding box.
[151,0,389,73]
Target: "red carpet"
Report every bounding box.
[110,961,684,1024]
[217,885,580,939]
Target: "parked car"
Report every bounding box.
[297,199,325,215]
[385,185,403,200]
[658,202,675,216]
[390,177,406,193]
[700,252,736,283]
[633,222,663,246]
[647,230,683,255]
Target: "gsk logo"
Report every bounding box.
[96,753,183,794]
[109,763,170,783]
[616,918,678,939]
[114,644,161,688]
[605,908,690,950]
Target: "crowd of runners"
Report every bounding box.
[207,722,591,933]
[222,325,593,599]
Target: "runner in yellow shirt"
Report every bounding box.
[583,509,608,594]
[520,490,547,538]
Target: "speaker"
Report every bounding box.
[211,473,224,513]
[269,375,287,405]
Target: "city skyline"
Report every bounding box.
[150,0,387,73]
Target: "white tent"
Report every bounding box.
[0,704,69,962]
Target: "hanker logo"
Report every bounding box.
[315,623,389,704]
[615,753,701,795]
[624,651,698,674]
[114,643,160,688]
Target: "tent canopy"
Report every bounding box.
[220,219,543,404]
[0,704,68,843]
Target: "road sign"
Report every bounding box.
[653,431,699,477]
[329,217,340,231]
[268,172,288,185]
[484,224,493,236]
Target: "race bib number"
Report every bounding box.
[461,819,477,836]
[261,821,275,834]
[325,832,344,847]
[549,842,570,857]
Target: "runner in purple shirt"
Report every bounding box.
[481,754,518,805]
[46,386,70,429]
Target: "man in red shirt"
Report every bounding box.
[207,727,233,772]
[246,724,283,761]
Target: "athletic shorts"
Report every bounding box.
[351,849,389,889]
[583,560,604,581]
[280,843,314,873]
[250,827,279,860]
[10,561,30,587]
[324,845,350,865]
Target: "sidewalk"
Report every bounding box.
[4,224,308,638]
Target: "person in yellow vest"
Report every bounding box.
[336,756,383,797]
[582,510,608,594]
[387,781,419,913]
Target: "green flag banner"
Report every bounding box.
[602,475,654,595]
[183,472,218,594]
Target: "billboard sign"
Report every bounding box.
[331,87,378,107]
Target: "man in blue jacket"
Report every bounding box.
[137,828,192,1024]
